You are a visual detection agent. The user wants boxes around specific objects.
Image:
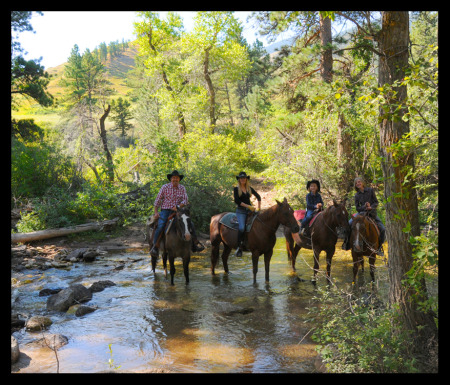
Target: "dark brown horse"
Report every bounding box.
[284,200,350,283]
[210,198,301,283]
[146,206,193,285]
[350,212,379,284]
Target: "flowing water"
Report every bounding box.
[11,237,389,373]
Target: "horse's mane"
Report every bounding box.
[256,203,278,221]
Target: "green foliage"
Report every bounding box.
[405,233,438,319]
[11,137,78,199]
[110,97,133,137]
[307,287,419,373]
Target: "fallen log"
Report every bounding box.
[11,217,120,244]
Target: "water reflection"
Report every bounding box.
[12,238,386,373]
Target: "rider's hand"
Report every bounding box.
[249,206,256,212]
[154,212,160,220]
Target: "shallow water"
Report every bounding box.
[11,237,388,373]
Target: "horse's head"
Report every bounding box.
[331,199,351,239]
[276,198,300,234]
[351,214,367,252]
[176,205,192,242]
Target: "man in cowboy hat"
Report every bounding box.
[150,170,204,257]
[300,179,324,235]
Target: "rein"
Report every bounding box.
[255,211,279,233]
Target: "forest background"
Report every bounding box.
[11,11,438,372]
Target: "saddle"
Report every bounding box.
[219,212,258,232]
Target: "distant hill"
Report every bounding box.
[46,44,139,100]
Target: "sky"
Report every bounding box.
[15,11,285,70]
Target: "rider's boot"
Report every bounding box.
[235,231,244,257]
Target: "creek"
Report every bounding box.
[11,237,389,373]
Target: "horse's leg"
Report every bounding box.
[169,255,176,285]
[162,251,168,279]
[292,244,301,272]
[263,250,273,283]
[285,233,297,272]
[251,251,260,284]
[312,248,320,283]
[369,254,376,283]
[351,250,359,285]
[221,245,232,274]
[183,254,190,284]
[325,247,335,286]
[210,242,220,275]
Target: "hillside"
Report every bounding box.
[46,44,139,100]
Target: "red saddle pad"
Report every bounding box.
[294,210,306,221]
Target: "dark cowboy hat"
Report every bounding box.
[236,171,250,181]
[167,170,184,181]
[306,179,321,192]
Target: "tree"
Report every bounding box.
[59,45,115,182]
[11,11,53,108]
[186,11,251,132]
[111,97,133,137]
[376,11,437,343]
[134,11,188,138]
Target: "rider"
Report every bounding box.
[150,170,204,258]
[233,171,261,257]
[342,177,385,256]
[300,179,323,235]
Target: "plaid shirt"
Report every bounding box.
[154,183,188,210]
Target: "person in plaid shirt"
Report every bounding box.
[150,170,204,257]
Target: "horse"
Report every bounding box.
[209,198,301,283]
[350,212,380,284]
[284,200,350,283]
[146,206,193,285]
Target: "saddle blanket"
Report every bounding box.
[309,212,322,227]
[219,212,257,232]
[294,210,306,221]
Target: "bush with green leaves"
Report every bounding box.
[307,286,419,373]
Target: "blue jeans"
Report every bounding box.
[236,207,248,233]
[301,210,315,227]
[153,209,173,246]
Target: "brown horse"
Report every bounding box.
[146,206,193,285]
[284,200,350,283]
[350,212,379,284]
[210,198,301,283]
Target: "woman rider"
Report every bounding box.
[233,172,261,257]
[342,177,385,256]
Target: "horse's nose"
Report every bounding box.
[292,225,300,233]
[185,233,191,242]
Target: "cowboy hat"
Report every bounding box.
[167,170,184,181]
[306,179,321,192]
[236,171,250,180]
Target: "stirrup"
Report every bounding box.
[235,247,243,257]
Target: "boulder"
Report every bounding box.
[89,280,116,293]
[42,333,69,350]
[46,284,92,312]
[11,336,20,364]
[26,315,52,331]
[75,305,97,317]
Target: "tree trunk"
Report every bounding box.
[11,218,120,243]
[320,13,352,197]
[203,47,217,133]
[319,13,333,83]
[377,11,436,341]
[99,104,114,182]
